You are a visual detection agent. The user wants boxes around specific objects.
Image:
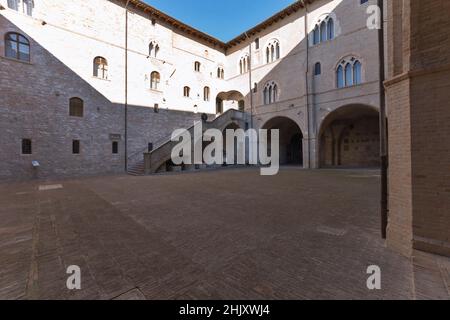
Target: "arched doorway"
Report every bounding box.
[262,116,304,166]
[319,104,380,168]
[216,91,245,115]
[222,122,242,165]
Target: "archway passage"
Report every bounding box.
[216,91,245,115]
[262,117,304,166]
[319,105,380,168]
[222,122,242,165]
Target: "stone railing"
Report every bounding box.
[143,109,248,174]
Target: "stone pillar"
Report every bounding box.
[385,0,450,257]
[144,153,151,175]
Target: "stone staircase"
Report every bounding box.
[127,109,248,176]
[127,160,145,176]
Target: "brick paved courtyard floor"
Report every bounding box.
[0,168,448,300]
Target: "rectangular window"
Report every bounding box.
[24,0,33,16]
[7,0,18,11]
[255,38,260,50]
[22,138,32,154]
[360,0,369,4]
[69,98,84,117]
[112,141,118,154]
[72,140,80,154]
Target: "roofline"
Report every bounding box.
[123,0,313,51]
[226,0,310,47]
[125,0,227,50]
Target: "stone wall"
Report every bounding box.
[0,0,383,180]
[385,0,450,257]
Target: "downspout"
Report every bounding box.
[124,0,131,171]
[301,0,311,169]
[378,0,388,239]
[245,32,254,130]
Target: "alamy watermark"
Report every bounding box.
[367,265,381,290]
[171,121,280,176]
[66,265,81,290]
[366,5,382,30]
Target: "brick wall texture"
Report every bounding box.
[386,0,450,257]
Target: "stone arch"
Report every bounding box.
[216,90,245,115]
[318,104,380,168]
[261,116,304,166]
[222,122,243,165]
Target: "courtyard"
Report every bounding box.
[0,168,448,300]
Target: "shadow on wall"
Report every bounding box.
[0,15,202,181]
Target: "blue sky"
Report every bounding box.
[143,0,296,42]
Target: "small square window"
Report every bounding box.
[22,139,32,154]
[72,140,80,154]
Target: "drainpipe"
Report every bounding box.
[301,0,311,169]
[245,32,254,130]
[124,0,131,171]
[378,0,388,239]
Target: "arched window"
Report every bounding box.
[7,0,33,15]
[263,81,279,105]
[239,55,250,74]
[337,65,344,88]
[314,62,321,76]
[327,18,335,40]
[5,32,30,62]
[216,98,223,114]
[149,41,159,58]
[150,71,160,90]
[69,97,84,117]
[203,86,210,101]
[217,67,224,79]
[320,21,327,42]
[183,86,190,97]
[238,100,245,111]
[337,57,362,88]
[194,61,201,72]
[345,63,352,86]
[353,61,362,85]
[93,56,108,79]
[24,0,34,16]
[313,16,335,45]
[266,40,280,63]
[313,25,320,45]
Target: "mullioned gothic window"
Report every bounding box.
[149,41,160,58]
[337,57,362,88]
[263,81,278,105]
[239,54,250,74]
[8,0,33,16]
[217,67,225,79]
[313,16,335,45]
[265,39,280,64]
